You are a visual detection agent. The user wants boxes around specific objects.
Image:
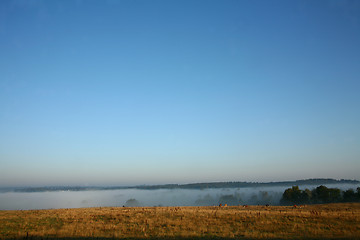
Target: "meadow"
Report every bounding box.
[1,203,359,240]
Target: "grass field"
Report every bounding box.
[1,203,359,240]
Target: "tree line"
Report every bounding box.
[280,185,360,205]
[138,179,358,190]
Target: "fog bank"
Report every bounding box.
[0,184,358,210]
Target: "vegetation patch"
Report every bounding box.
[281,185,360,205]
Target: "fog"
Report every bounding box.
[0,184,358,210]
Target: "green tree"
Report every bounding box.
[312,185,341,203]
[328,188,341,202]
[343,189,356,202]
[312,185,329,203]
[281,186,303,205]
[300,188,312,204]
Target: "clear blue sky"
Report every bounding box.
[1,0,359,187]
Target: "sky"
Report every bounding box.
[0,0,359,187]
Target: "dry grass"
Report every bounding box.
[1,203,360,239]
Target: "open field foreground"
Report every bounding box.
[1,203,360,240]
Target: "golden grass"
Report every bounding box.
[1,203,360,239]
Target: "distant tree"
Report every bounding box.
[195,194,216,206]
[258,191,273,205]
[281,186,303,205]
[312,185,341,203]
[125,198,140,207]
[249,194,258,205]
[312,185,329,203]
[343,188,360,202]
[281,185,360,205]
[343,189,356,202]
[300,188,312,204]
[218,194,240,206]
[328,188,341,202]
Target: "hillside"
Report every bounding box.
[137,178,359,190]
[6,178,359,193]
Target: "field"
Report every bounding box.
[1,203,359,240]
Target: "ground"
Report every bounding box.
[1,203,359,239]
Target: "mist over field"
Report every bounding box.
[1,183,358,210]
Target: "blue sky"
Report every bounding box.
[1,0,359,187]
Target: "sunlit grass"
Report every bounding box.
[1,203,359,239]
